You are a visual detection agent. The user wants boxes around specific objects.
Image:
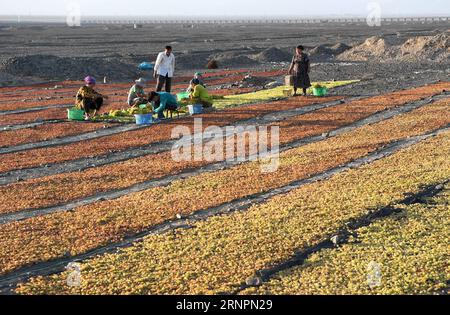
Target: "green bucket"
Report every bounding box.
[312,87,328,97]
[67,108,85,121]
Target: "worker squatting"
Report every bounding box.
[75,45,311,121]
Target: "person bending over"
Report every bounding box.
[128,78,148,107]
[186,72,206,93]
[189,79,213,108]
[148,91,179,119]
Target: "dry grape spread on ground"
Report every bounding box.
[0,67,449,295]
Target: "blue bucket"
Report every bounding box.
[188,104,203,115]
[135,114,153,125]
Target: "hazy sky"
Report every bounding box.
[0,0,449,17]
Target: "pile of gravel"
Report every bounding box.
[337,33,449,62]
[309,43,351,61]
[0,55,139,81]
[337,36,395,61]
[175,53,211,70]
[251,47,291,63]
[399,33,449,62]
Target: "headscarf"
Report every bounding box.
[84,76,96,85]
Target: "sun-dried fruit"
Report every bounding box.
[242,185,450,295]
[13,132,450,295]
[1,102,449,278]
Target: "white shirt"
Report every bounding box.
[154,52,175,77]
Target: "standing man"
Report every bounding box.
[154,45,175,93]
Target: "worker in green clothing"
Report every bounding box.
[189,78,213,108]
[148,91,179,119]
[186,72,206,93]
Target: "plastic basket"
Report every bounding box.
[312,87,328,97]
[177,92,190,101]
[283,88,293,97]
[135,113,153,125]
[67,108,85,121]
[285,75,294,86]
[188,104,203,115]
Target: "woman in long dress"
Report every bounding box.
[288,45,311,96]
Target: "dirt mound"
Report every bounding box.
[212,52,260,68]
[251,47,291,63]
[309,43,351,61]
[206,59,219,69]
[338,33,449,62]
[337,36,394,61]
[309,45,332,55]
[0,55,138,81]
[330,43,352,54]
[399,33,449,62]
[175,53,210,70]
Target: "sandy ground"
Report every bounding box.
[0,21,448,95]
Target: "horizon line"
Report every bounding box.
[1,13,450,18]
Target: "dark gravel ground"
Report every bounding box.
[0,21,448,94]
[312,61,449,96]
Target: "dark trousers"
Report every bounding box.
[156,74,172,93]
[84,97,103,113]
[154,100,178,119]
